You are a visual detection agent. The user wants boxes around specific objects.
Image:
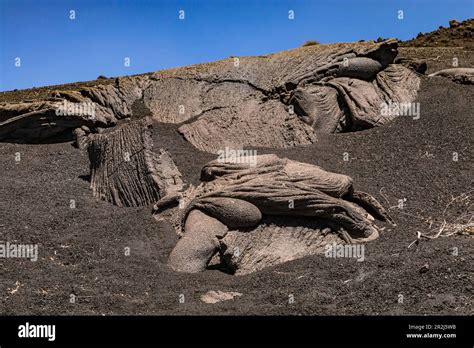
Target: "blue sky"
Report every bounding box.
[0,0,472,91]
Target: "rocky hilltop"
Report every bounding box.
[402,18,474,49]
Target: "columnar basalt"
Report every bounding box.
[87,118,183,207]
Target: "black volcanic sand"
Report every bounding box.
[0,77,472,315]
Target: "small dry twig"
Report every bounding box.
[407,191,473,248]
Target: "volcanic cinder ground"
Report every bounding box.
[0,37,473,314]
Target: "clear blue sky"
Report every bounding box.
[0,0,472,91]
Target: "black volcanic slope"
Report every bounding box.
[0,76,472,315]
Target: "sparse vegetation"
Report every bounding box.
[302,40,319,47]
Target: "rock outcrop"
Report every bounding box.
[87,118,183,207]
[428,68,474,84]
[155,154,392,274]
[0,40,420,152]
